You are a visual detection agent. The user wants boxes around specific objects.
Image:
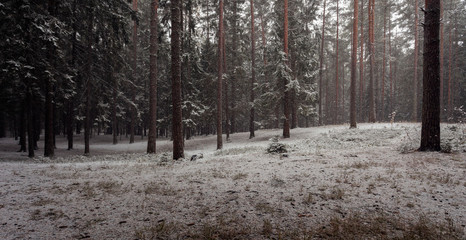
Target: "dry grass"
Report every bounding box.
[132,211,464,240]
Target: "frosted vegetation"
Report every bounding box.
[0,123,465,239]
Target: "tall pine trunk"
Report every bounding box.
[44,0,56,157]
[223,25,229,141]
[350,0,358,129]
[359,0,364,122]
[230,0,238,134]
[419,0,440,151]
[447,9,453,121]
[439,0,444,120]
[389,8,393,115]
[84,5,93,155]
[412,0,419,122]
[381,1,387,120]
[216,0,224,149]
[319,0,327,125]
[368,0,376,122]
[129,0,138,144]
[147,0,158,154]
[334,0,340,125]
[249,0,255,139]
[282,0,290,138]
[172,0,184,158]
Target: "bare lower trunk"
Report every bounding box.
[147,0,158,154]
[172,0,184,158]
[419,0,440,151]
[249,0,255,139]
[350,0,358,129]
[216,0,224,149]
[283,0,290,138]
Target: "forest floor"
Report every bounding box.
[0,123,465,239]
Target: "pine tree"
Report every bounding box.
[283,0,290,138]
[217,0,224,149]
[172,0,184,159]
[319,0,327,126]
[419,0,440,151]
[335,0,340,124]
[368,0,376,122]
[350,0,358,129]
[249,0,256,139]
[147,0,158,154]
[413,0,420,122]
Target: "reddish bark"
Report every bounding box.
[283,0,290,138]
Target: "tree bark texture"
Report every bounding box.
[249,0,256,139]
[359,0,364,122]
[413,0,419,122]
[382,1,387,120]
[147,0,158,154]
[419,0,440,151]
[216,0,224,149]
[368,0,376,122]
[283,0,290,138]
[130,0,138,144]
[350,0,358,128]
[171,0,184,159]
[439,0,444,119]
[84,5,93,155]
[319,0,327,125]
[44,0,56,157]
[334,0,339,125]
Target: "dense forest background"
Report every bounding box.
[0,0,465,157]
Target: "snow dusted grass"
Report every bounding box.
[0,123,465,239]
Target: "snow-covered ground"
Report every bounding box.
[0,123,465,239]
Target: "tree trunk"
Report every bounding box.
[419,0,440,151]
[44,0,56,157]
[381,1,387,120]
[230,0,238,134]
[147,0,158,154]
[27,93,34,158]
[334,0,340,125]
[388,5,393,115]
[368,0,376,122]
[413,0,419,122]
[447,19,453,120]
[19,102,27,152]
[129,0,138,144]
[172,0,184,158]
[359,0,364,122]
[319,0,327,125]
[283,0,290,138]
[84,5,93,155]
[249,0,255,139]
[439,0,444,120]
[216,0,224,149]
[350,0,358,129]
[223,25,229,141]
[67,0,76,150]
